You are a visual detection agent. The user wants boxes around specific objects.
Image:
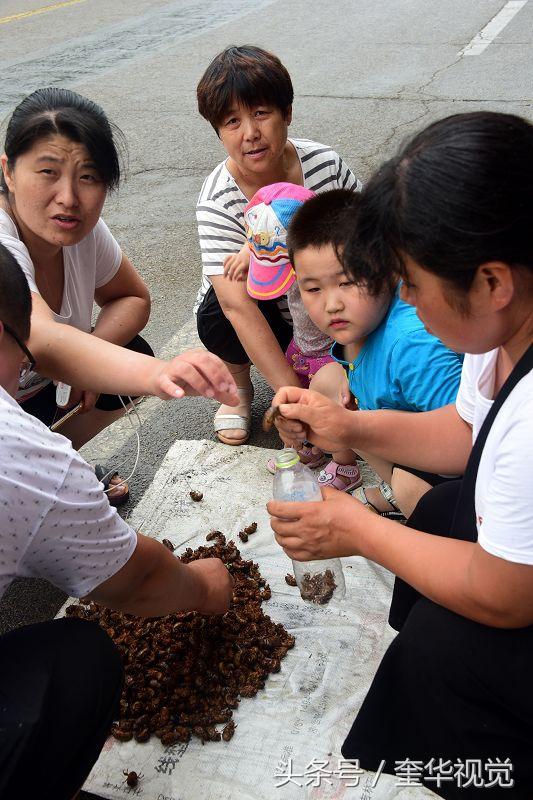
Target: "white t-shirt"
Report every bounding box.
[0,386,137,599]
[0,208,122,400]
[194,138,361,318]
[456,350,533,564]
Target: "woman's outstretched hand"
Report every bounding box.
[272,386,358,454]
[268,485,372,561]
[153,349,239,405]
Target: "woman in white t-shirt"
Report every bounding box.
[268,112,533,797]
[1,88,239,504]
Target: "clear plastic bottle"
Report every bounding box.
[272,448,345,604]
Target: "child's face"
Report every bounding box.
[294,244,390,345]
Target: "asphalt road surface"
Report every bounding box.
[1,0,532,632]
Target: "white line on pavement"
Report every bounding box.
[459,0,528,56]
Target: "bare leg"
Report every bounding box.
[60,406,126,450]
[60,406,130,502]
[214,362,252,443]
[308,361,350,406]
[356,450,431,517]
[390,468,432,518]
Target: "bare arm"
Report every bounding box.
[223,244,250,282]
[211,274,300,390]
[362,510,533,628]
[87,532,233,617]
[93,253,151,345]
[28,292,239,405]
[272,386,472,476]
[352,404,471,475]
[268,488,533,628]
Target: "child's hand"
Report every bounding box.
[223,246,250,281]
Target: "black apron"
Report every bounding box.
[343,345,533,798]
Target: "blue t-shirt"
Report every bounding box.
[331,289,463,412]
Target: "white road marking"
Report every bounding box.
[459,0,528,56]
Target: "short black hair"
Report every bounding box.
[2,87,124,192]
[0,244,32,342]
[343,111,533,299]
[197,45,293,133]
[287,188,360,262]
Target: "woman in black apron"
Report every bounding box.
[268,111,533,798]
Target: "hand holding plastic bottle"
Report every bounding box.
[270,448,345,603]
[269,483,371,559]
[269,446,384,570]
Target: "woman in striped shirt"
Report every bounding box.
[195,45,361,445]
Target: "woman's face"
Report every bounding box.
[400,255,505,355]
[217,101,291,180]
[1,134,107,251]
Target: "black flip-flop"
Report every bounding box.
[95,464,130,508]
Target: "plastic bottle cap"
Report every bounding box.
[274,448,300,469]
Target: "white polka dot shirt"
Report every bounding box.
[0,387,137,599]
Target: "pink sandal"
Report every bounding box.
[317,460,362,493]
[267,445,328,475]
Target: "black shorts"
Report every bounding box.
[196,285,293,364]
[0,618,123,800]
[342,481,533,798]
[20,334,154,427]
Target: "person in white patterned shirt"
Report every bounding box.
[0,244,234,799]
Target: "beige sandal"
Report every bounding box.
[214,385,253,445]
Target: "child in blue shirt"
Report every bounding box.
[287,189,463,517]
[330,285,463,413]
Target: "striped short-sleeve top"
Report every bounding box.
[194,138,361,313]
